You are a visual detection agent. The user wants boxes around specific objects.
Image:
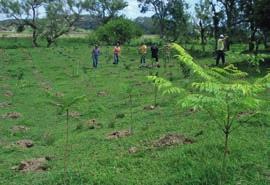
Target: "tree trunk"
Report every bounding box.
[213,13,219,50]
[47,39,53,48]
[249,23,257,52]
[224,131,229,159]
[32,29,38,47]
[199,20,205,52]
[263,31,268,49]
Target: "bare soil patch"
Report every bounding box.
[11,157,50,172]
[69,111,81,118]
[86,119,102,129]
[11,125,29,134]
[97,91,108,97]
[237,111,255,119]
[144,105,157,111]
[0,102,11,108]
[2,112,21,119]
[16,139,34,148]
[128,147,139,154]
[54,92,64,97]
[107,130,131,139]
[153,133,194,148]
[4,91,13,97]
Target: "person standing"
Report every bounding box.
[139,43,147,66]
[151,43,160,67]
[92,45,100,68]
[113,42,121,64]
[216,34,226,66]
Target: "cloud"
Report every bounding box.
[121,1,154,19]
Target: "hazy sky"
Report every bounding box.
[123,0,199,19]
[0,0,199,20]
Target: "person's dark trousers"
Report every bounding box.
[92,55,98,68]
[216,50,225,65]
[113,54,119,64]
[155,56,158,62]
[141,54,146,64]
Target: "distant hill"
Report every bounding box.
[0,15,101,31]
[0,15,157,34]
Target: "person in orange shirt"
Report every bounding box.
[113,42,121,64]
[139,43,147,66]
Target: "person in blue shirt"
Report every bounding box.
[92,45,100,68]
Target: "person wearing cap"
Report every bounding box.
[92,44,100,68]
[216,34,226,66]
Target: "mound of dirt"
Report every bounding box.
[128,147,138,154]
[237,111,255,119]
[54,92,64,97]
[69,111,81,118]
[107,130,131,139]
[0,102,11,108]
[144,105,156,110]
[16,139,34,148]
[11,157,50,172]
[153,134,194,147]
[97,91,108,97]
[11,125,29,133]
[2,112,21,119]
[4,91,13,97]
[86,119,102,129]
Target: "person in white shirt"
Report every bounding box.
[216,34,226,66]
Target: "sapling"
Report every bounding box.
[148,72,159,107]
[49,94,86,184]
[247,54,265,73]
[125,85,135,133]
[163,44,171,71]
[149,43,270,165]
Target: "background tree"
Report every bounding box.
[0,0,46,47]
[138,0,168,38]
[134,16,159,34]
[254,0,270,48]
[209,0,224,50]
[239,0,259,51]
[138,0,189,41]
[94,18,142,44]
[41,0,84,47]
[165,0,189,41]
[83,0,128,25]
[195,0,212,51]
[217,0,239,38]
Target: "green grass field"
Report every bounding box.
[0,38,269,185]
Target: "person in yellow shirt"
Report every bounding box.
[139,43,147,66]
[216,34,226,66]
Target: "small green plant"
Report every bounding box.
[147,72,162,107]
[247,54,265,73]
[125,85,134,133]
[49,94,86,184]
[42,132,55,146]
[149,43,270,165]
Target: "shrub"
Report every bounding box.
[93,18,143,44]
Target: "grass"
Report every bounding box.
[0,37,269,185]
